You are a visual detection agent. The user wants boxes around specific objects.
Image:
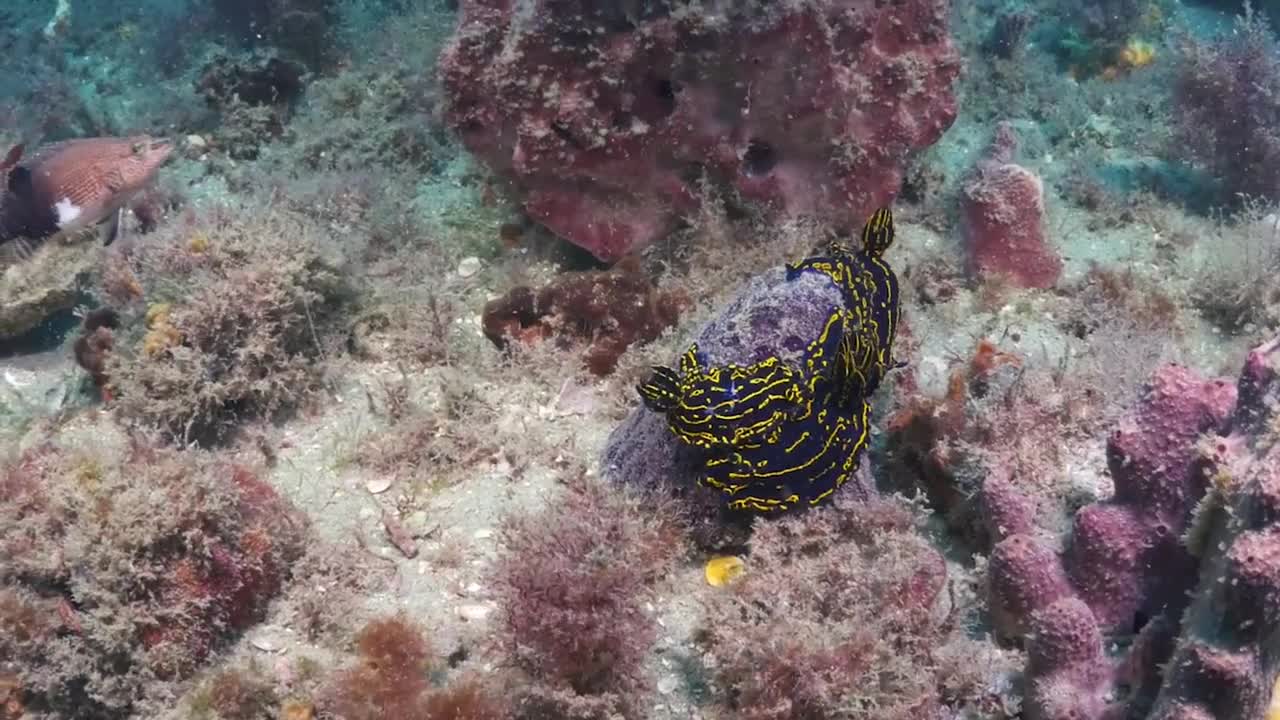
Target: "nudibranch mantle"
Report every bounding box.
[638,208,902,514]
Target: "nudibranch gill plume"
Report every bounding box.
[638,208,902,514]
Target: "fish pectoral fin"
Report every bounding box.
[100,208,123,246]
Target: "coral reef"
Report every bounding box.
[987,363,1235,635]
[962,123,1062,289]
[1174,9,1280,204]
[489,475,679,717]
[481,258,686,375]
[440,0,960,260]
[0,421,306,718]
[10,2,1280,719]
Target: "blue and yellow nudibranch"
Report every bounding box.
[638,208,901,514]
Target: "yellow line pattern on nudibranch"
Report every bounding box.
[637,208,904,514]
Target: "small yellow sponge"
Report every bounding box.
[705,555,746,587]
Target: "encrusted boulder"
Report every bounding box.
[441,0,961,260]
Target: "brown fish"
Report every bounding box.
[0,135,173,248]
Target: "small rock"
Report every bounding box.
[1,231,101,340]
[456,604,493,622]
[382,510,419,559]
[473,528,493,540]
[554,378,596,415]
[365,477,393,495]
[273,657,295,686]
[249,632,281,653]
[657,676,678,695]
[186,134,207,149]
[405,510,431,534]
[457,256,482,278]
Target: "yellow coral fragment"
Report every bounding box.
[145,303,171,328]
[73,458,103,491]
[1102,38,1157,80]
[143,303,182,357]
[188,231,210,254]
[280,699,314,720]
[1119,39,1156,70]
[704,555,745,587]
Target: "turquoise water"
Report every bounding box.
[1,1,1278,719]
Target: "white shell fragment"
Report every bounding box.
[457,256,482,278]
[248,632,283,653]
[456,604,493,622]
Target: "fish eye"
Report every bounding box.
[131,142,145,154]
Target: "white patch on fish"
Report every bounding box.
[54,197,82,227]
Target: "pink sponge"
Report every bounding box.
[963,123,1063,289]
[983,361,1239,720]
[1024,598,1113,720]
[440,1,961,261]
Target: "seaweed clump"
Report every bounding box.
[482,258,686,375]
[211,0,338,70]
[196,54,306,160]
[700,497,1014,719]
[0,422,306,718]
[1174,9,1280,204]
[100,204,348,444]
[290,69,441,172]
[490,475,681,717]
[195,669,278,720]
[320,615,507,720]
[1050,0,1159,76]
